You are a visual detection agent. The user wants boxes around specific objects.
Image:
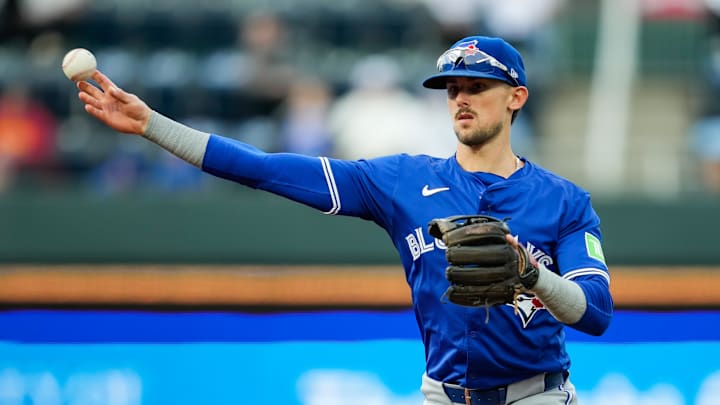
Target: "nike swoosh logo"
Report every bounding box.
[422,185,450,197]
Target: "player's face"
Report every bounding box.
[445,77,515,147]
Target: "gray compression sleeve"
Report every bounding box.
[142,111,210,168]
[530,265,587,324]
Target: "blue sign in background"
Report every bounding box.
[1,309,719,404]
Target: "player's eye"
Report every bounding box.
[468,82,486,94]
[446,85,459,99]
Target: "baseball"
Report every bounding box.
[62,48,97,81]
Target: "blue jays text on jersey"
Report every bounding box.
[200,134,613,390]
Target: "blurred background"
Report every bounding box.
[0,0,717,197]
[1,0,720,404]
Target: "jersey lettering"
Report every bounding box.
[405,228,547,264]
[406,233,422,261]
[406,227,440,260]
[526,241,554,267]
[415,227,435,253]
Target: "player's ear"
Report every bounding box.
[508,86,528,112]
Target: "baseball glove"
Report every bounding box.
[428,215,539,308]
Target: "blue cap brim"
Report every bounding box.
[422,70,514,89]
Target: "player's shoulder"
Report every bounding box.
[366,153,450,170]
[396,153,449,163]
[349,153,450,179]
[525,159,591,198]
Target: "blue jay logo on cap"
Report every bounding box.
[423,36,526,89]
[455,39,480,51]
[437,40,482,70]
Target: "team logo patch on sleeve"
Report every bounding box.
[584,232,606,264]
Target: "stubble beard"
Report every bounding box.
[455,120,504,148]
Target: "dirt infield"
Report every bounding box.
[0,265,718,308]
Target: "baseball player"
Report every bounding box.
[76,35,612,405]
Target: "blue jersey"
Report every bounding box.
[202,135,612,389]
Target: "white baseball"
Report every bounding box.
[62,48,97,81]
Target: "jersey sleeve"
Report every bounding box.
[200,134,398,227]
[320,156,400,228]
[555,191,609,279]
[555,190,613,335]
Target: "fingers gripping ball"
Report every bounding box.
[428,215,539,308]
[62,48,97,81]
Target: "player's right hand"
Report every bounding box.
[77,70,151,135]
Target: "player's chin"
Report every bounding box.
[454,132,476,147]
[455,130,494,148]
[453,124,475,140]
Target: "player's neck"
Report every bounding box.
[456,142,521,178]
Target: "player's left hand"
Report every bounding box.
[505,233,539,275]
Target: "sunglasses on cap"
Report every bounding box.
[436,46,520,87]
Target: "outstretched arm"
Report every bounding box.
[75,70,375,217]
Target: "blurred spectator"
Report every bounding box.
[418,0,484,44]
[689,0,720,192]
[278,76,334,156]
[0,0,21,40]
[87,129,209,195]
[477,0,568,149]
[0,84,57,191]
[478,0,567,45]
[85,135,147,195]
[16,0,89,27]
[202,10,295,119]
[196,10,296,151]
[86,150,145,195]
[328,54,454,159]
[237,11,295,103]
[699,0,720,88]
[690,117,720,193]
[147,150,208,193]
[1,0,89,41]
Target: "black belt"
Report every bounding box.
[442,371,567,405]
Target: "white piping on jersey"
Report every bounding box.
[319,157,341,215]
[563,268,610,285]
[561,384,574,405]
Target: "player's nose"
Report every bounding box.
[454,91,471,107]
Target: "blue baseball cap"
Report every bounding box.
[422,36,527,89]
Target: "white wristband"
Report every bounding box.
[143,111,210,168]
[530,264,587,324]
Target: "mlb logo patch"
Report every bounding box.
[585,232,606,264]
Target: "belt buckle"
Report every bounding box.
[461,386,506,405]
